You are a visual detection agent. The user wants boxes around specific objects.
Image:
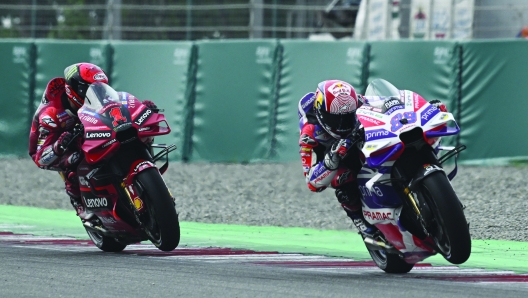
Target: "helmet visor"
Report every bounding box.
[318,108,357,137]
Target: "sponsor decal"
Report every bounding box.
[80,115,98,125]
[85,131,112,139]
[67,152,80,165]
[99,216,117,224]
[359,185,384,197]
[327,82,357,114]
[301,147,311,152]
[84,197,108,208]
[134,109,152,126]
[365,144,378,151]
[413,92,426,111]
[423,164,442,175]
[41,116,57,128]
[80,110,98,117]
[300,134,317,145]
[385,105,404,115]
[109,107,127,127]
[133,197,144,210]
[138,126,151,132]
[134,161,154,172]
[46,78,65,98]
[363,210,393,221]
[358,115,384,127]
[255,46,272,64]
[78,176,90,187]
[93,73,108,81]
[301,97,315,110]
[127,96,136,109]
[113,122,132,132]
[384,99,402,110]
[365,129,394,141]
[336,170,352,185]
[101,139,117,148]
[313,169,332,183]
[39,147,57,165]
[420,105,439,125]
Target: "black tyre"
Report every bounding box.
[420,171,471,264]
[85,228,127,252]
[136,168,180,251]
[367,247,414,273]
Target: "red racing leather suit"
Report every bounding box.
[29,78,149,201]
[28,78,82,198]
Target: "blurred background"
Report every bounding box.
[1,0,528,165]
[1,0,528,41]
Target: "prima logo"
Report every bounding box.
[365,129,390,140]
[421,105,438,121]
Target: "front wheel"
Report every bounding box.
[136,168,180,251]
[420,171,471,264]
[85,228,127,252]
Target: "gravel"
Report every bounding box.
[1,158,527,241]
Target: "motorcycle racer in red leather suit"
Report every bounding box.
[28,62,157,219]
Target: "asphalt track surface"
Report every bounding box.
[1,233,528,298]
[2,206,528,297]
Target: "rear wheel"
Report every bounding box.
[136,168,180,251]
[367,243,414,273]
[85,228,127,252]
[420,172,471,264]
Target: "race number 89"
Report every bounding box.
[390,111,417,132]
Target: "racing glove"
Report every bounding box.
[324,139,352,170]
[53,131,74,156]
[142,100,157,110]
[429,99,448,112]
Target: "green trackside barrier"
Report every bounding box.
[110,41,195,161]
[0,40,35,157]
[33,40,111,114]
[458,40,528,165]
[188,40,279,162]
[271,40,369,162]
[368,41,461,147]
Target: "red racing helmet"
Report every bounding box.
[64,63,109,109]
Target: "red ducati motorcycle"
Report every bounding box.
[71,82,179,252]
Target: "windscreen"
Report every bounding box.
[83,82,121,112]
[364,79,400,97]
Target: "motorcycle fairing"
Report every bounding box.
[358,90,460,168]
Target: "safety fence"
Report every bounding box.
[1,39,527,164]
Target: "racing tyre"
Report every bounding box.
[85,228,127,252]
[367,247,414,273]
[136,168,180,251]
[420,171,471,264]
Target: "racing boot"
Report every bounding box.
[335,187,378,237]
[65,171,92,221]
